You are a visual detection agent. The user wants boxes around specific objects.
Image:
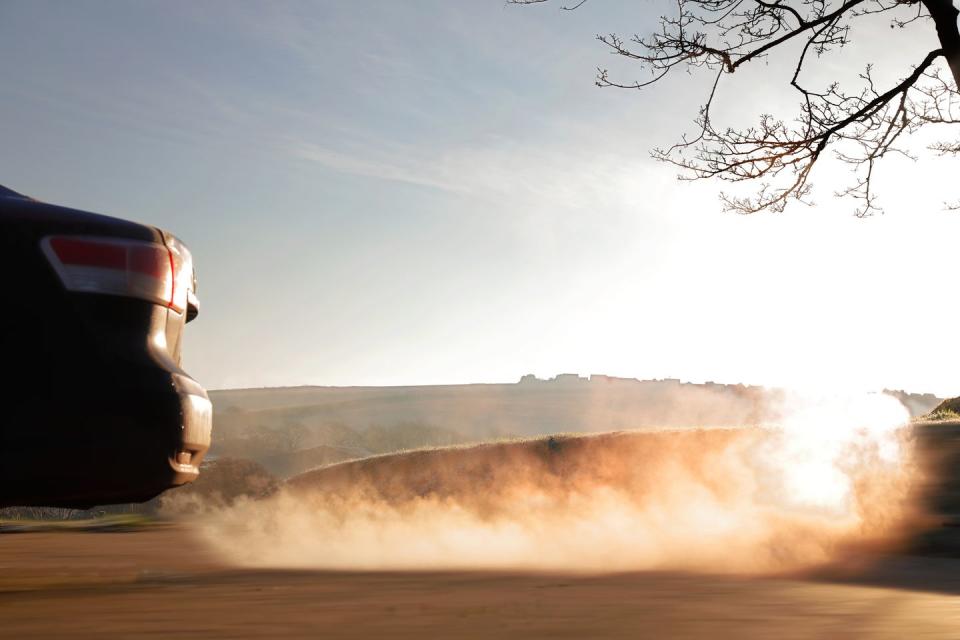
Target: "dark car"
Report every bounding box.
[0,185,211,508]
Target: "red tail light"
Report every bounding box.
[42,236,190,313]
[164,236,194,315]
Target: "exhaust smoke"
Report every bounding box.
[186,391,923,573]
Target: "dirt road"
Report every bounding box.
[1,526,959,638]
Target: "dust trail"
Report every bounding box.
[186,392,923,573]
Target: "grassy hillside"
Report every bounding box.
[285,428,757,508]
[208,378,777,477]
[210,380,777,439]
[923,397,960,422]
[208,379,942,479]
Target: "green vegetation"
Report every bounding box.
[0,513,157,532]
[920,397,960,422]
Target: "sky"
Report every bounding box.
[0,1,957,396]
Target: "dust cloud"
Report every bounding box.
[188,392,925,574]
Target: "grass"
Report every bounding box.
[0,513,159,533]
[918,397,960,423]
[927,408,960,422]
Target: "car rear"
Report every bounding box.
[0,186,211,508]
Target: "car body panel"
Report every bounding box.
[0,187,210,508]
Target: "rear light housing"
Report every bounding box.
[41,235,194,314]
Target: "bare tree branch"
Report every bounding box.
[508,0,591,11]
[512,0,960,215]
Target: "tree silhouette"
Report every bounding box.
[512,0,960,216]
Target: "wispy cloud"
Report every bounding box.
[292,142,460,193]
[290,132,675,219]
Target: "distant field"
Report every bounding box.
[207,379,941,480]
[209,379,777,442]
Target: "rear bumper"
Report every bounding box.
[163,373,213,486]
[0,372,212,509]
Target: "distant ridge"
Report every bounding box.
[210,376,942,418]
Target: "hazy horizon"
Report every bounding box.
[206,373,945,397]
